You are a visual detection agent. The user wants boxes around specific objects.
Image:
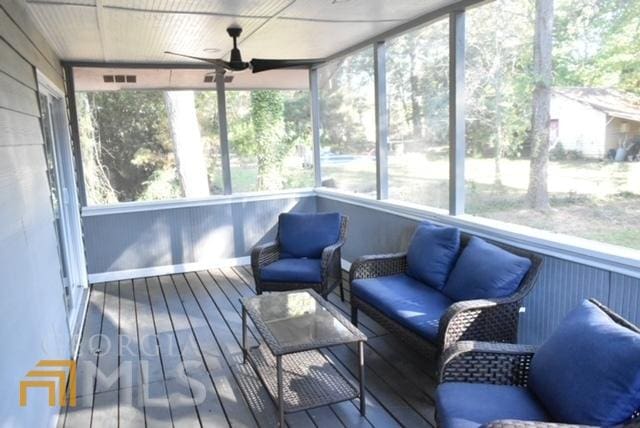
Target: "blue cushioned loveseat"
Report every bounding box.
[349,222,543,356]
[436,299,640,428]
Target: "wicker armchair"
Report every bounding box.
[251,215,348,300]
[437,299,640,428]
[349,234,543,356]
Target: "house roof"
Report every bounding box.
[554,87,640,122]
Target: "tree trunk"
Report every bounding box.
[408,36,422,141]
[164,91,210,198]
[494,11,504,187]
[526,0,554,210]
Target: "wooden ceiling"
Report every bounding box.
[25,0,460,89]
[25,0,456,62]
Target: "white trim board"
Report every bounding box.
[88,256,251,283]
[70,287,89,359]
[83,189,315,217]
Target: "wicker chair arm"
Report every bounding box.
[484,421,595,428]
[321,240,345,270]
[439,341,536,386]
[439,296,522,348]
[349,253,408,281]
[250,241,280,270]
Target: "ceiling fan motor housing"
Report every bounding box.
[226,27,249,70]
[227,27,242,38]
[167,25,319,73]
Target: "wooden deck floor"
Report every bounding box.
[59,267,439,428]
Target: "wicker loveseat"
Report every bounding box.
[349,223,543,356]
[436,299,640,428]
[251,212,348,300]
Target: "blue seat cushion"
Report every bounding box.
[278,212,341,259]
[351,273,452,342]
[436,383,548,428]
[260,258,322,283]
[529,299,640,426]
[442,237,531,301]
[406,222,461,290]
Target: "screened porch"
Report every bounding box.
[2,0,640,427]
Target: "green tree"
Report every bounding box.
[319,50,375,154]
[228,90,309,191]
[252,91,286,190]
[387,19,449,149]
[466,0,534,166]
[554,0,640,93]
[80,91,177,203]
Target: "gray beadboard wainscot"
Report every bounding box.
[317,195,640,345]
[83,194,317,274]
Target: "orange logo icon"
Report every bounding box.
[19,360,76,407]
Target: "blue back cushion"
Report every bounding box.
[406,222,461,290]
[442,237,531,301]
[529,300,640,426]
[278,212,341,259]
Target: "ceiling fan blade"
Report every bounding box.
[249,58,323,73]
[164,51,230,69]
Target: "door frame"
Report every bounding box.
[37,70,89,354]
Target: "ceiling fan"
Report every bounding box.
[165,27,323,73]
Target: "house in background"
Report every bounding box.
[550,87,640,159]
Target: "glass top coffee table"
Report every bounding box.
[241,290,367,427]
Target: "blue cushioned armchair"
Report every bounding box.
[436,299,640,428]
[251,212,348,300]
[350,224,543,356]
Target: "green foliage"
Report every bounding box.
[227,90,311,191]
[319,49,375,154]
[81,91,175,203]
[387,19,450,148]
[466,0,535,159]
[554,0,640,93]
[251,90,286,190]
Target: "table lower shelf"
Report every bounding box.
[246,344,359,413]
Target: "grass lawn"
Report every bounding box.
[323,155,640,250]
[219,152,640,250]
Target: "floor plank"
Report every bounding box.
[119,279,142,389]
[158,275,207,374]
[173,273,258,428]
[192,270,288,427]
[133,278,164,385]
[63,268,438,428]
[94,282,120,394]
[146,276,184,381]
[62,284,106,428]
[143,380,173,428]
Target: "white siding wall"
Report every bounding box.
[0,1,71,427]
[550,94,607,158]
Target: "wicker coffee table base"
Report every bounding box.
[241,293,367,427]
[246,344,360,413]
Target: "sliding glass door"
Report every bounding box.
[39,81,88,341]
